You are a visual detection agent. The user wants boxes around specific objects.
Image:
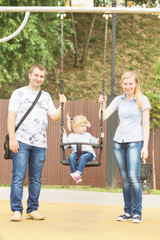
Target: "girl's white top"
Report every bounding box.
[63,132,97,159]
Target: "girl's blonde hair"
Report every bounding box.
[120,71,142,110]
[66,114,91,132]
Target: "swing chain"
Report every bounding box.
[58,12,66,145]
[103,13,109,82]
[99,13,109,144]
[60,12,66,83]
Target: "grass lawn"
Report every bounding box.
[1,184,160,195]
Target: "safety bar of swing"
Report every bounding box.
[0,6,160,14]
[60,142,103,148]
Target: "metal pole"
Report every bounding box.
[106,0,118,189]
[0,6,160,14]
[111,0,116,95]
[0,12,30,43]
[106,96,118,189]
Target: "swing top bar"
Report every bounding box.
[0,6,160,14]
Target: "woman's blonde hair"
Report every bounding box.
[120,71,142,110]
[66,114,91,132]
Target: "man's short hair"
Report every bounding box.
[29,64,46,74]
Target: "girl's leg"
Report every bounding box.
[68,152,78,173]
[77,152,93,173]
[127,141,143,217]
[113,141,132,216]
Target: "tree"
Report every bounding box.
[144,63,160,189]
[147,63,160,130]
[131,0,160,6]
[0,0,73,98]
[80,14,96,65]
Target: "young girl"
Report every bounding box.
[99,71,151,223]
[63,115,103,184]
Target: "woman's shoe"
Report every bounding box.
[117,214,133,222]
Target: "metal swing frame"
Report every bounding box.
[59,13,109,167]
[0,6,160,43]
[0,6,160,14]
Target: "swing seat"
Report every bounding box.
[60,142,102,167]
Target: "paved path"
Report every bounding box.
[1,187,160,207]
[0,187,160,240]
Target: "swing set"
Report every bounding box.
[59,12,110,167]
[0,5,158,176]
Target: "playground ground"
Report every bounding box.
[0,187,160,240]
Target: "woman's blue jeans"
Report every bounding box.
[113,141,143,217]
[68,151,93,173]
[10,141,46,214]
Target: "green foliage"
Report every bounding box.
[154,62,160,88]
[0,0,73,97]
[147,91,160,129]
[144,62,160,129]
[94,0,112,7]
[132,0,160,6]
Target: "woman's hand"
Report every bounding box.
[141,147,148,162]
[99,95,107,104]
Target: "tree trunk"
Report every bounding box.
[71,12,78,68]
[80,14,96,65]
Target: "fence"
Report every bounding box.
[0,99,159,189]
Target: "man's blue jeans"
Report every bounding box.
[10,141,46,214]
[68,151,93,173]
[113,141,143,217]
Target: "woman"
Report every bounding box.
[99,71,151,223]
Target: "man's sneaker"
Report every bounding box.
[27,211,45,220]
[10,211,21,222]
[75,175,82,184]
[132,215,142,223]
[117,214,133,222]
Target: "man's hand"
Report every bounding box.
[9,137,19,153]
[59,94,66,104]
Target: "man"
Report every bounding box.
[8,64,66,221]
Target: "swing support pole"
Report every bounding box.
[106,0,117,189]
[0,6,160,14]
